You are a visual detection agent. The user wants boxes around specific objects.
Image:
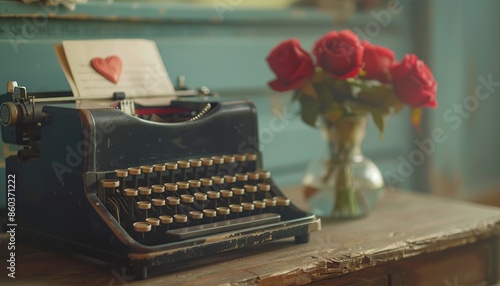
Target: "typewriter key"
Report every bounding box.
[201,158,213,177]
[194,192,207,209]
[124,188,138,197]
[133,222,151,233]
[128,167,141,188]
[258,170,271,184]
[164,183,178,196]
[138,187,151,201]
[166,196,180,215]
[275,196,290,207]
[258,183,271,199]
[236,173,248,188]
[217,207,230,220]
[152,198,165,208]
[188,180,201,194]
[115,169,128,193]
[165,162,178,182]
[232,187,245,204]
[245,153,257,171]
[153,164,166,184]
[189,211,203,225]
[264,198,277,208]
[174,214,188,225]
[229,204,243,218]
[241,202,255,215]
[220,189,233,206]
[189,159,202,179]
[101,179,119,203]
[159,215,173,224]
[181,194,194,211]
[146,218,160,233]
[254,200,266,213]
[152,185,165,196]
[178,160,190,181]
[244,185,257,201]
[137,201,151,220]
[203,209,217,222]
[177,181,189,195]
[140,165,153,186]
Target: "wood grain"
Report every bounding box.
[2,189,500,285]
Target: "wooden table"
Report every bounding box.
[2,189,500,286]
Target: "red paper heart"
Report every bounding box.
[91,56,122,84]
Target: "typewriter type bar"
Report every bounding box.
[1,82,321,279]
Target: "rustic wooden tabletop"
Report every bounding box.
[2,189,500,286]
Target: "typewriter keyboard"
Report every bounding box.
[100,153,292,245]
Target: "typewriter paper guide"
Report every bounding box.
[55,39,175,105]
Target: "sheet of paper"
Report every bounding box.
[59,39,175,102]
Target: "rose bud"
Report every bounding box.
[313,30,364,79]
[390,54,438,108]
[266,39,315,92]
[360,40,395,83]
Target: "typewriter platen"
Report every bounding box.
[0,81,321,279]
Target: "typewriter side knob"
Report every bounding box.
[0,102,20,126]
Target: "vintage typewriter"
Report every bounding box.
[0,81,321,279]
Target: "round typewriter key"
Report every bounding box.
[128,167,141,176]
[115,169,128,177]
[177,160,190,169]
[234,154,246,162]
[195,192,207,201]
[190,211,203,221]
[200,178,213,187]
[224,175,236,183]
[137,201,151,210]
[211,176,225,185]
[165,183,178,192]
[258,183,271,192]
[124,188,138,197]
[166,197,180,206]
[138,187,151,196]
[229,204,243,214]
[217,207,230,219]
[258,170,271,180]
[203,209,216,217]
[174,214,188,224]
[245,153,257,161]
[188,180,201,188]
[242,202,255,212]
[275,196,290,207]
[244,185,257,193]
[146,217,160,227]
[216,207,230,215]
[101,179,119,188]
[220,189,233,198]
[264,198,277,207]
[165,162,178,170]
[181,194,194,204]
[236,173,248,182]
[177,181,189,190]
[211,156,224,165]
[140,165,153,173]
[189,159,202,167]
[254,200,266,210]
[201,158,213,166]
[223,155,235,163]
[152,198,165,207]
[133,222,151,233]
[152,185,165,194]
[207,191,220,199]
[159,215,173,224]
[153,164,166,172]
[140,165,154,186]
[232,187,245,196]
[247,172,259,181]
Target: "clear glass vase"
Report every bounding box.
[303,115,384,219]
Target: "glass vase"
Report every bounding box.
[303,115,384,219]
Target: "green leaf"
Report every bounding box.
[370,108,387,139]
[299,94,319,128]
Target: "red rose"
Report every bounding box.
[313,30,364,79]
[361,40,395,83]
[390,54,437,108]
[266,39,315,92]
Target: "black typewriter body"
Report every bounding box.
[1,82,320,279]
